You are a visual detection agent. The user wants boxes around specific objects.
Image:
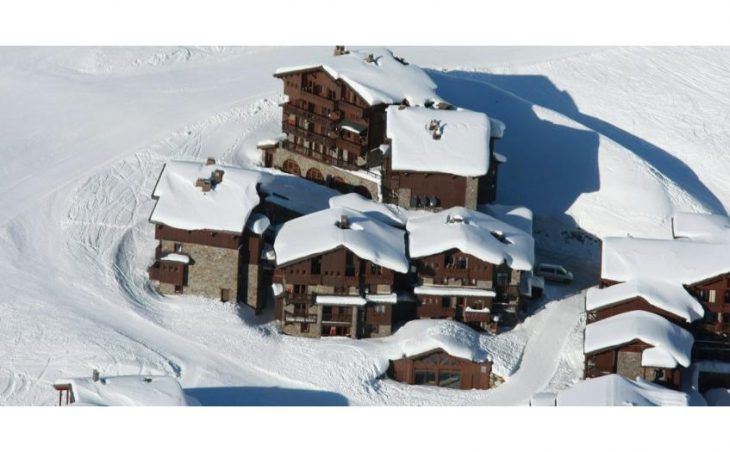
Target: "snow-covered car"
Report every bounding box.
[534,263,573,284]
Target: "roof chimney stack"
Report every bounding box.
[366,53,375,63]
[334,45,347,56]
[338,214,350,229]
[205,157,216,165]
[92,369,100,382]
[212,169,224,184]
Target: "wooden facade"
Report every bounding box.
[273,246,407,338]
[584,339,683,389]
[387,349,492,390]
[413,249,524,331]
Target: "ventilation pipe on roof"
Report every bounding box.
[366,53,375,63]
[205,157,216,165]
[92,369,100,382]
[337,214,350,229]
[334,45,348,56]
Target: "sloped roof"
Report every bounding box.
[406,206,534,271]
[584,310,694,368]
[385,106,491,176]
[150,160,262,234]
[274,206,409,273]
[586,279,704,323]
[556,374,689,406]
[328,193,407,228]
[54,375,191,406]
[274,48,441,107]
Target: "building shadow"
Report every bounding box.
[430,70,726,217]
[184,385,349,406]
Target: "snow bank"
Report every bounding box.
[274,207,409,273]
[556,374,689,406]
[406,206,534,270]
[586,279,704,323]
[160,253,190,264]
[328,193,407,227]
[584,311,694,368]
[150,160,262,234]
[386,106,491,177]
[54,375,191,406]
[274,48,441,107]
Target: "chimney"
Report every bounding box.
[205,157,216,165]
[334,45,347,56]
[92,369,100,382]
[366,53,375,63]
[212,169,224,184]
[195,178,212,192]
[338,214,350,229]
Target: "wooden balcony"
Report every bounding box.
[283,103,332,127]
[284,313,318,324]
[148,261,186,286]
[299,88,335,110]
[282,123,333,147]
[281,140,360,171]
[416,304,456,319]
[336,100,365,119]
[336,137,367,155]
[463,310,491,323]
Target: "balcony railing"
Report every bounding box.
[299,88,335,110]
[282,123,333,147]
[283,103,332,127]
[416,304,456,319]
[281,140,360,171]
[284,313,318,324]
[336,100,365,119]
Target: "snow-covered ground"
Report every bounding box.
[1,46,728,405]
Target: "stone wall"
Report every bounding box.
[160,239,239,301]
[270,146,380,200]
[464,177,479,210]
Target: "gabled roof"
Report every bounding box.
[150,160,262,234]
[274,48,442,107]
[556,374,689,406]
[406,206,534,271]
[328,193,407,228]
[586,279,704,323]
[274,206,409,273]
[584,310,694,368]
[385,106,492,176]
[54,375,191,406]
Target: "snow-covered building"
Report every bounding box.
[381,105,505,210]
[148,159,270,310]
[585,212,730,387]
[53,373,193,406]
[264,46,506,208]
[552,374,689,406]
[406,206,535,330]
[384,320,493,390]
[272,206,411,338]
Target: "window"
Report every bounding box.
[414,371,437,386]
[345,251,355,277]
[310,256,322,275]
[374,305,386,314]
[709,289,717,303]
[441,297,451,308]
[174,243,183,253]
[438,371,461,389]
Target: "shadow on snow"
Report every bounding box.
[185,385,349,406]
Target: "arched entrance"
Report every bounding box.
[282,159,301,176]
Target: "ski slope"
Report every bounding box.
[1,46,729,405]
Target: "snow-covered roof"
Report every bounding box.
[365,293,398,304]
[414,285,496,298]
[480,204,534,234]
[54,375,191,406]
[160,253,190,264]
[586,279,704,323]
[274,48,442,107]
[274,207,409,273]
[150,160,262,234]
[328,193,406,228]
[246,212,271,235]
[584,310,694,368]
[406,206,534,271]
[386,319,489,363]
[258,169,338,216]
[386,106,491,176]
[556,374,689,406]
[602,212,730,285]
[316,295,366,306]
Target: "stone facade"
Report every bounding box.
[269,145,380,200]
[160,239,239,301]
[464,177,479,210]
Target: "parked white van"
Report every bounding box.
[534,263,573,284]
